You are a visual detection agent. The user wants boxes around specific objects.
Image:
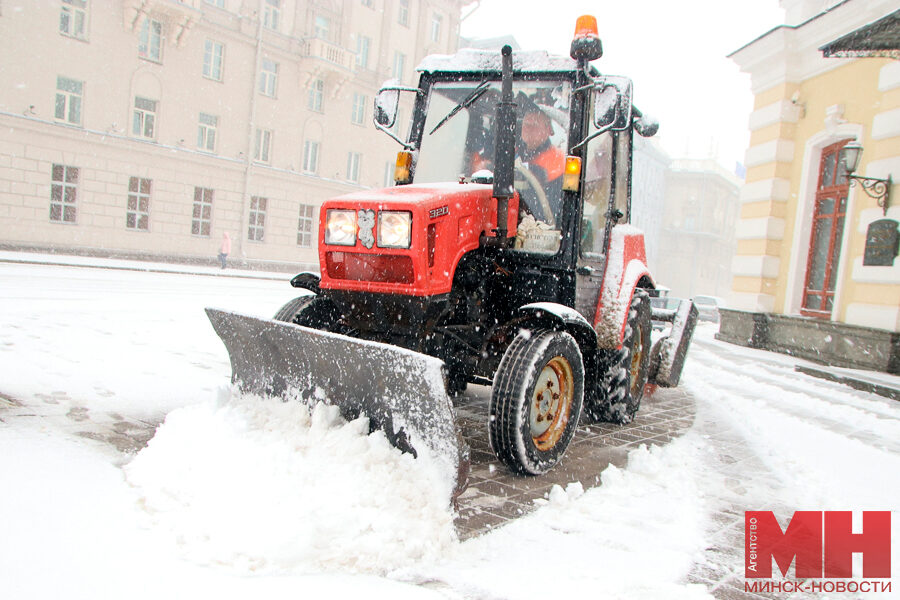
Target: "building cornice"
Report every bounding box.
[729,0,898,94]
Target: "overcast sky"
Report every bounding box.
[459,0,786,172]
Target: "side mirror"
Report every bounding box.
[374,83,400,128]
[593,76,632,131]
[634,113,659,137]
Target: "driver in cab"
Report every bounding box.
[516,108,565,224]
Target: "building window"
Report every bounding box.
[254,128,272,163]
[54,76,83,125]
[303,140,319,173]
[360,0,372,7]
[308,79,324,112]
[197,112,217,152]
[132,96,157,139]
[191,187,213,236]
[263,0,280,30]
[205,0,225,7]
[259,58,278,97]
[384,161,394,187]
[248,196,267,241]
[392,52,405,81]
[351,93,366,125]
[138,17,162,62]
[314,15,331,41]
[126,176,151,231]
[801,139,851,317]
[59,0,87,39]
[430,13,442,42]
[347,152,361,183]
[297,204,314,247]
[355,35,370,69]
[50,164,78,223]
[203,39,224,81]
[398,0,408,26]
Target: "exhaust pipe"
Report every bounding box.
[491,44,516,244]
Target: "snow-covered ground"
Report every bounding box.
[1,258,897,599]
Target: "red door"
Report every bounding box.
[801,140,851,318]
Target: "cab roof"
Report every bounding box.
[417,48,579,75]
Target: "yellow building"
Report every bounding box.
[720,0,899,373]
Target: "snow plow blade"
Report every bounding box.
[649,299,698,388]
[205,308,469,496]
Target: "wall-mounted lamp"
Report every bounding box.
[840,142,892,215]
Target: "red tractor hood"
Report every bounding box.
[318,182,519,296]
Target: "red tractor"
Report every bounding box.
[207,16,696,493]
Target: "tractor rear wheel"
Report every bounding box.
[595,291,651,424]
[489,328,584,475]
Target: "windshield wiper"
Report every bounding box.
[429,80,492,135]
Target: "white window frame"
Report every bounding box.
[351,93,366,125]
[197,112,218,152]
[297,204,315,247]
[431,13,442,42]
[138,17,163,62]
[132,96,157,140]
[392,52,405,81]
[59,0,88,40]
[254,128,272,163]
[314,15,331,41]
[259,58,278,97]
[191,187,214,236]
[355,35,370,69]
[126,176,151,231]
[263,0,280,30]
[347,152,361,183]
[303,140,320,174]
[54,76,83,126]
[50,164,78,224]
[398,0,409,26]
[203,39,224,81]
[248,196,267,242]
[308,79,324,112]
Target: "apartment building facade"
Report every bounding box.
[655,159,740,300]
[0,0,466,269]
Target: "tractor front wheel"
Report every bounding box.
[489,328,584,475]
[273,295,344,332]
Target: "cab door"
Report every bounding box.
[574,128,631,324]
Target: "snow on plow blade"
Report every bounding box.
[205,308,469,495]
[649,299,698,388]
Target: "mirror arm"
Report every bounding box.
[374,121,416,150]
[571,123,614,152]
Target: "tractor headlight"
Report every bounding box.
[325,209,357,246]
[377,211,412,249]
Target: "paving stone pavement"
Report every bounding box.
[452,384,696,539]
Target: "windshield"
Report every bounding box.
[415,79,571,253]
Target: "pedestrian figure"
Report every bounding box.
[218,232,231,269]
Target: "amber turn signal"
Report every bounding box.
[394,151,413,184]
[562,156,581,192]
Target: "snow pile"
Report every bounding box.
[124,388,457,575]
[413,437,713,600]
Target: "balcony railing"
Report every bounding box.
[302,37,355,73]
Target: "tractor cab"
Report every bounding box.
[373,36,659,328]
